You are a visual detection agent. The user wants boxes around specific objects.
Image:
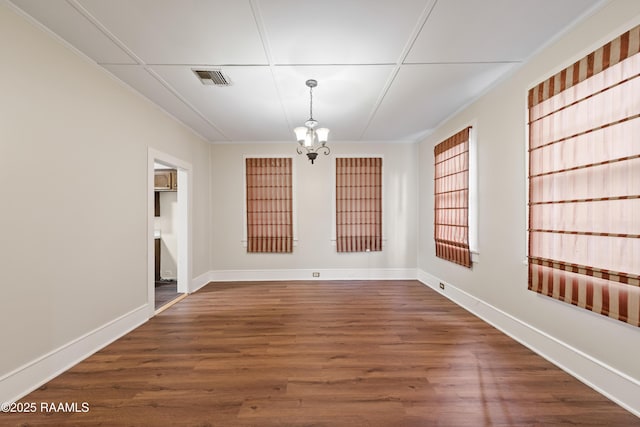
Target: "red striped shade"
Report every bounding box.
[246,158,293,253]
[527,24,640,327]
[529,25,640,109]
[336,157,382,253]
[434,127,472,268]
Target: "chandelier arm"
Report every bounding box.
[306,145,330,155]
[318,145,330,156]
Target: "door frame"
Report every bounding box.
[148,148,192,317]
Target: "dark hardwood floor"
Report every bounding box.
[5,280,638,426]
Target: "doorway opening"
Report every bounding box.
[154,164,180,309]
[148,149,192,315]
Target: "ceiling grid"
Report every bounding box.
[9,0,603,143]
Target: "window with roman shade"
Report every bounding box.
[336,157,382,252]
[434,127,472,268]
[527,24,640,327]
[245,157,293,253]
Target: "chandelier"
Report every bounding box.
[294,79,330,164]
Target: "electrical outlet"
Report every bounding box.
[439,282,445,290]
[312,272,320,278]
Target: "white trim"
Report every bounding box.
[210,268,417,282]
[148,148,193,309]
[191,271,215,293]
[417,269,640,418]
[524,92,530,263]
[467,123,479,254]
[0,304,148,404]
[241,155,298,248]
[176,168,191,294]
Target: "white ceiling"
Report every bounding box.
[10,0,601,143]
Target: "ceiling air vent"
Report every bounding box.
[192,69,232,86]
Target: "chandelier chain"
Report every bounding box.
[309,85,313,120]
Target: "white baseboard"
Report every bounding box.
[208,268,417,282]
[0,304,149,404]
[190,271,214,293]
[417,269,640,418]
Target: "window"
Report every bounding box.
[527,24,640,326]
[245,157,293,253]
[434,127,472,268]
[336,157,382,252]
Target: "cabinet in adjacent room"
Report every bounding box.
[154,169,177,191]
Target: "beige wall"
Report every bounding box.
[210,142,418,272]
[417,0,640,380]
[0,5,210,376]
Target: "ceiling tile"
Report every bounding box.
[406,0,601,63]
[10,0,135,64]
[273,65,395,140]
[78,0,268,65]
[150,65,290,141]
[9,0,602,144]
[258,0,430,64]
[104,65,227,141]
[363,62,517,140]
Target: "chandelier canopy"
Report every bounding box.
[294,79,330,164]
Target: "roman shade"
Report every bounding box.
[527,25,640,326]
[434,127,472,268]
[245,157,293,253]
[336,157,382,252]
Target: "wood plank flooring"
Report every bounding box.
[4,280,639,426]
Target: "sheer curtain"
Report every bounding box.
[336,157,382,252]
[434,127,472,268]
[528,25,640,326]
[245,158,293,253]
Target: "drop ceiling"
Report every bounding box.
[10,0,602,143]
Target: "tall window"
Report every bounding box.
[434,127,472,268]
[528,25,640,327]
[336,157,382,252]
[245,157,293,253]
